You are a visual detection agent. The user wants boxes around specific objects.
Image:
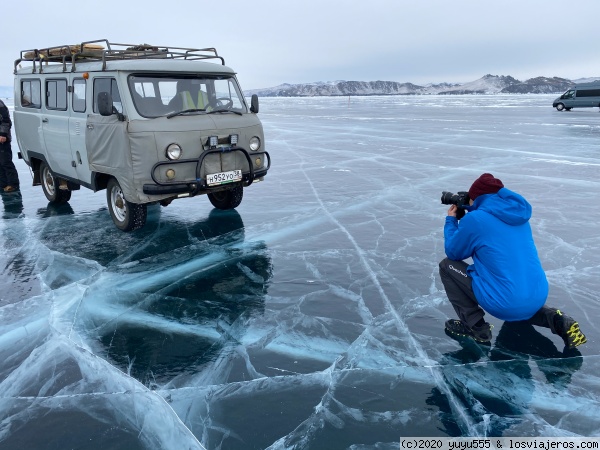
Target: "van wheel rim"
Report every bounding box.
[111,186,127,222]
[43,167,56,196]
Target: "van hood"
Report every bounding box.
[127,113,261,133]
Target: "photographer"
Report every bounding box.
[439,173,586,349]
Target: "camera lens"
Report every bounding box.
[441,191,456,205]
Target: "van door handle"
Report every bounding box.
[87,124,94,130]
[42,118,49,123]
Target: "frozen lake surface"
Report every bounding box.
[1,95,599,449]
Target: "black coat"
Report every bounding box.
[0,99,12,142]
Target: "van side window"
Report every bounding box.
[72,78,86,113]
[93,78,122,114]
[21,79,41,108]
[577,89,600,97]
[46,79,68,110]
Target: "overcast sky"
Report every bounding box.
[3,0,599,91]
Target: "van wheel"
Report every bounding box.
[207,185,243,209]
[40,162,72,204]
[556,103,565,111]
[106,178,147,231]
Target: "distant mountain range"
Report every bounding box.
[247,75,600,97]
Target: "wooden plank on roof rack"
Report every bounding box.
[23,44,105,60]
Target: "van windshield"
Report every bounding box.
[128,75,247,118]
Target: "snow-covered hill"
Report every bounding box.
[248,80,426,97]
[246,74,588,97]
[435,74,519,94]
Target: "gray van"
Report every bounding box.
[13,39,270,231]
[553,81,600,111]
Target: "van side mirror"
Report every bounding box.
[250,94,259,113]
[98,92,113,116]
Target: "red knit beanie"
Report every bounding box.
[468,173,504,201]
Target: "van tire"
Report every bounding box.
[40,162,72,204]
[207,185,243,209]
[106,178,147,231]
[556,103,565,111]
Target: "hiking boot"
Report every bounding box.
[445,319,493,343]
[555,310,587,349]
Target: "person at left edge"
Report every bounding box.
[0,99,20,193]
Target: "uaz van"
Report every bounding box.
[553,81,600,111]
[13,39,270,231]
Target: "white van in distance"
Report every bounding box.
[13,39,270,231]
[553,81,600,111]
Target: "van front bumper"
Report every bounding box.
[143,147,270,196]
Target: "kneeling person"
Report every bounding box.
[439,173,586,349]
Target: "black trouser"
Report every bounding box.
[439,258,558,332]
[0,142,20,189]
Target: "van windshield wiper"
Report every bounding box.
[166,108,206,119]
[207,109,242,116]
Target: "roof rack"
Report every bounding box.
[14,39,225,75]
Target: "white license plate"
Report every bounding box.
[206,169,242,186]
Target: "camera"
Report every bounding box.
[441,191,469,207]
[441,191,470,219]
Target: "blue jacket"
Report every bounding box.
[444,188,548,321]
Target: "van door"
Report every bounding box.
[573,89,586,108]
[42,78,78,179]
[14,79,44,161]
[69,77,93,185]
[85,77,134,197]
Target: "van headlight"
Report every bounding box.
[249,136,261,151]
[166,143,182,160]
